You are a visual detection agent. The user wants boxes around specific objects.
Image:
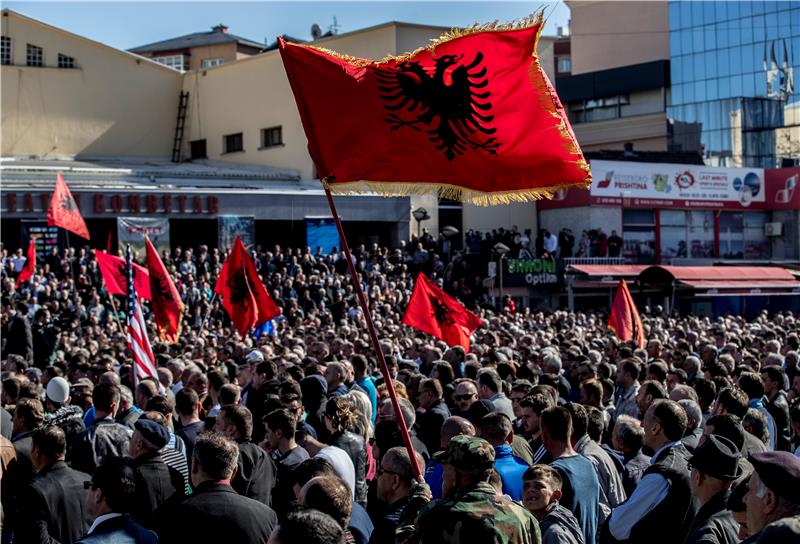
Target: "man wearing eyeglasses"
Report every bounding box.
[78,458,157,544]
[369,446,425,544]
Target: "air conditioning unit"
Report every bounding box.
[765,222,783,237]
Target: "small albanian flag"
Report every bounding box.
[15,239,36,288]
[48,173,90,239]
[215,236,280,337]
[95,250,151,300]
[145,235,184,344]
[402,273,482,351]
[608,279,645,349]
[278,14,590,206]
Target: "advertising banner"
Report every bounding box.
[588,160,766,210]
[306,217,340,254]
[765,167,800,210]
[218,216,255,252]
[117,217,170,258]
[21,220,64,259]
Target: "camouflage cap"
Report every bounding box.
[433,435,495,475]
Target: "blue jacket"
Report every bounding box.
[493,445,529,501]
[76,514,158,544]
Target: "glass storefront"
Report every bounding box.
[660,210,715,260]
[623,207,770,264]
[622,209,657,264]
[667,1,800,168]
[719,210,770,259]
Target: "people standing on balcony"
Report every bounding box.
[607,230,623,258]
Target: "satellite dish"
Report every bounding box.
[311,24,322,40]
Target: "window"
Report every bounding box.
[622,209,656,264]
[223,132,244,154]
[1,36,11,65]
[190,139,207,160]
[201,58,224,69]
[26,43,43,67]
[57,53,76,69]
[557,56,571,73]
[152,54,186,71]
[260,126,283,148]
[659,210,714,261]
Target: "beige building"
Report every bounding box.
[559,1,670,152]
[128,24,265,72]
[1,10,556,244]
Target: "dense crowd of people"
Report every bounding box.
[2,237,800,544]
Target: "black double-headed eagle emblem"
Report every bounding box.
[375,52,500,161]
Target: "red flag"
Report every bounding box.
[402,273,482,351]
[15,239,36,288]
[95,250,151,300]
[145,236,184,344]
[278,15,590,206]
[48,173,90,239]
[608,279,645,349]
[215,236,279,337]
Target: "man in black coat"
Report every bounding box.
[77,457,157,544]
[129,415,185,528]
[2,300,33,363]
[415,378,451,455]
[215,404,276,506]
[155,432,278,543]
[762,366,792,451]
[7,398,44,536]
[16,425,91,544]
[685,434,743,544]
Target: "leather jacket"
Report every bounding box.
[330,430,368,506]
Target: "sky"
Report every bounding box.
[4,1,570,51]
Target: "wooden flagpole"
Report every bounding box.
[322,182,422,479]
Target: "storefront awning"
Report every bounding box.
[654,266,796,282]
[568,265,648,277]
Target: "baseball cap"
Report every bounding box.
[46,377,70,404]
[433,435,495,476]
[244,350,264,364]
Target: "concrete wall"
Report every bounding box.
[566,1,669,74]
[1,11,181,158]
[540,205,622,239]
[573,112,669,150]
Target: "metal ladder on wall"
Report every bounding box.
[171,91,189,162]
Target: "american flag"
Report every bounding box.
[126,245,157,381]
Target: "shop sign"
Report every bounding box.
[589,160,766,210]
[506,257,559,286]
[3,192,219,215]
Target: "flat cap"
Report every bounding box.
[134,418,170,450]
[750,451,800,504]
[433,435,495,476]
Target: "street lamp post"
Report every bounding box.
[412,207,430,238]
[493,242,510,309]
[441,225,459,262]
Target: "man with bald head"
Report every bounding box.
[452,380,479,418]
[424,416,475,500]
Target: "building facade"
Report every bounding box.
[0,10,558,252]
[667,1,800,168]
[128,24,265,72]
[558,1,671,152]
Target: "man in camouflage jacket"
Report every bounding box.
[398,435,541,544]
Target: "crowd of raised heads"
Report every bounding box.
[2,240,800,544]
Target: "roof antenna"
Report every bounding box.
[329,16,340,35]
